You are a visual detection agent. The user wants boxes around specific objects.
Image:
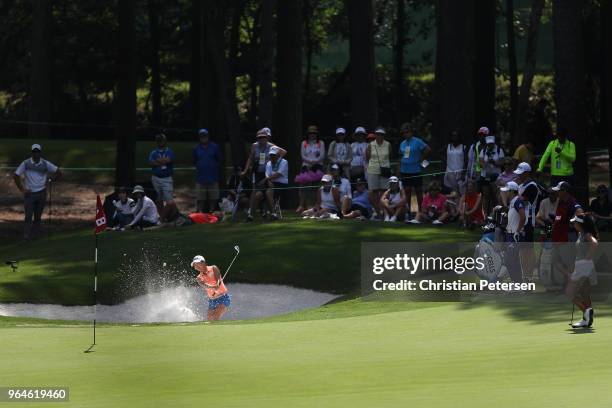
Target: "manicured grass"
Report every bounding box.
[0,219,477,305]
[1,300,611,408]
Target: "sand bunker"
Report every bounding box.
[0,284,338,323]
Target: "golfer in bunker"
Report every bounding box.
[191,255,231,321]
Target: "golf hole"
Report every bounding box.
[0,284,338,323]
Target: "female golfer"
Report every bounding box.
[191,255,231,321]
[566,214,599,328]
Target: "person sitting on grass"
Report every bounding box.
[589,185,612,231]
[342,178,372,220]
[409,181,448,225]
[111,187,135,230]
[301,174,341,219]
[126,185,160,230]
[380,176,406,222]
[331,163,352,201]
[458,179,484,228]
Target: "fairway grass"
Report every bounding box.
[1,300,611,408]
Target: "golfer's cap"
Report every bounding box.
[307,125,319,134]
[485,135,496,144]
[256,127,271,138]
[269,146,280,155]
[321,174,333,183]
[198,128,209,136]
[513,162,532,175]
[570,215,584,224]
[354,126,366,134]
[335,127,346,135]
[375,127,386,135]
[190,255,206,267]
[478,126,490,135]
[500,181,519,192]
[31,143,42,151]
[551,181,571,192]
[132,185,145,194]
[331,163,340,171]
[389,176,399,183]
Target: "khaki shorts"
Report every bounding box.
[196,182,220,201]
[151,175,174,202]
[367,173,388,191]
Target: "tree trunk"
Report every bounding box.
[257,0,275,128]
[553,0,588,202]
[602,0,612,185]
[516,0,545,143]
[506,0,518,142]
[303,0,313,102]
[115,0,137,187]
[190,0,200,127]
[347,0,378,129]
[394,0,406,125]
[276,0,303,175]
[148,0,162,126]
[28,0,52,140]
[434,0,475,149]
[473,0,496,133]
[204,2,245,170]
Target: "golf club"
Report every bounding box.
[222,245,240,281]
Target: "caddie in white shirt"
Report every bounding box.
[13,144,62,240]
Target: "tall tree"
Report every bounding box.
[603,0,612,185]
[347,0,378,129]
[257,0,275,128]
[147,0,162,126]
[434,0,475,148]
[506,0,518,140]
[553,0,588,202]
[276,0,303,174]
[516,0,545,142]
[28,0,52,139]
[394,0,406,125]
[473,0,496,132]
[114,0,137,187]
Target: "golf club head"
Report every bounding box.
[234,245,240,253]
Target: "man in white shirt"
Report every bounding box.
[127,185,160,229]
[259,146,288,221]
[13,144,62,240]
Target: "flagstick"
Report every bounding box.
[94,232,98,346]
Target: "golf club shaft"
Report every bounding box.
[222,250,240,281]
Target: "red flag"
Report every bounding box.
[95,195,107,234]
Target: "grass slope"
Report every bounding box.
[0,300,610,408]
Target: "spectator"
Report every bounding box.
[458,179,484,228]
[13,143,62,240]
[496,158,517,187]
[327,127,352,178]
[259,146,288,221]
[301,174,341,219]
[148,133,175,207]
[193,128,222,213]
[222,166,250,219]
[514,162,542,280]
[536,186,559,227]
[537,127,576,185]
[467,126,489,181]
[443,130,466,195]
[330,163,352,200]
[295,125,325,213]
[589,185,612,231]
[380,176,406,222]
[478,135,505,215]
[111,187,135,230]
[350,127,368,181]
[500,181,526,283]
[513,141,535,167]
[342,178,372,220]
[398,123,431,219]
[366,127,392,219]
[126,185,160,230]
[409,181,449,225]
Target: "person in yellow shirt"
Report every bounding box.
[537,128,576,186]
[513,141,534,167]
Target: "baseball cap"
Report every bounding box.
[335,127,346,135]
[513,162,532,175]
[354,126,366,134]
[485,135,495,144]
[478,126,490,135]
[331,163,340,171]
[31,144,42,151]
[132,185,145,194]
[551,181,571,192]
[500,181,519,192]
[256,127,271,138]
[269,146,279,155]
[198,128,209,136]
[389,176,399,183]
[375,127,386,135]
[321,174,333,183]
[190,255,206,267]
[307,125,319,134]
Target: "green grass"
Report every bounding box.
[1,299,611,408]
[0,220,477,305]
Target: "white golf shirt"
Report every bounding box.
[14,158,58,193]
[265,158,289,184]
[130,196,160,225]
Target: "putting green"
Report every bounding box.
[1,300,610,408]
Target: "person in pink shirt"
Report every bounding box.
[409,181,449,225]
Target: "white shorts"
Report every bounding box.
[570,259,597,285]
[151,175,174,202]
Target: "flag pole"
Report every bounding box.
[87,194,105,353]
[94,232,98,345]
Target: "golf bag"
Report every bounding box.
[472,218,508,282]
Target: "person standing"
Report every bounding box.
[478,135,505,215]
[295,125,325,213]
[366,127,392,219]
[467,126,489,181]
[398,123,431,219]
[443,130,467,195]
[350,127,368,181]
[537,128,576,185]
[327,127,352,178]
[148,133,175,207]
[13,144,62,240]
[193,128,222,213]
[513,141,535,167]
